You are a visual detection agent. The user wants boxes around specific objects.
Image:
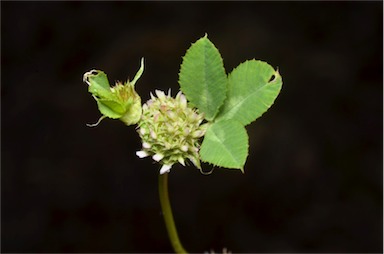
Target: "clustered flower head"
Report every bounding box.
[136,90,207,174]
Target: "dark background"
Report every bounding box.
[2,1,382,253]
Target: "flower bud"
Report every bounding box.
[83,58,144,126]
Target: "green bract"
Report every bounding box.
[179,35,283,172]
[83,58,144,126]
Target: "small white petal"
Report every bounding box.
[192,130,204,138]
[179,94,187,108]
[189,113,198,122]
[142,142,151,149]
[155,90,166,100]
[160,164,172,174]
[178,157,186,166]
[153,153,164,162]
[183,128,190,136]
[140,128,146,135]
[136,151,149,158]
[181,145,188,152]
[175,91,182,100]
[167,111,177,120]
[150,130,157,139]
[153,113,160,122]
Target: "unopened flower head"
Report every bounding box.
[137,90,207,174]
[83,58,144,126]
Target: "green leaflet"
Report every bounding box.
[200,120,248,171]
[179,34,227,121]
[215,60,282,126]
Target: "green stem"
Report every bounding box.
[158,173,188,254]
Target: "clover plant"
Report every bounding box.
[83,34,282,253]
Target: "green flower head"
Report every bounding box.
[83,58,144,126]
[136,90,207,174]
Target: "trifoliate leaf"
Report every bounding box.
[200,120,248,171]
[179,34,227,121]
[215,60,282,126]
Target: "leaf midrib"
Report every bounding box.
[209,127,241,165]
[223,74,277,122]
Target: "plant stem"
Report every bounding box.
[158,173,188,254]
